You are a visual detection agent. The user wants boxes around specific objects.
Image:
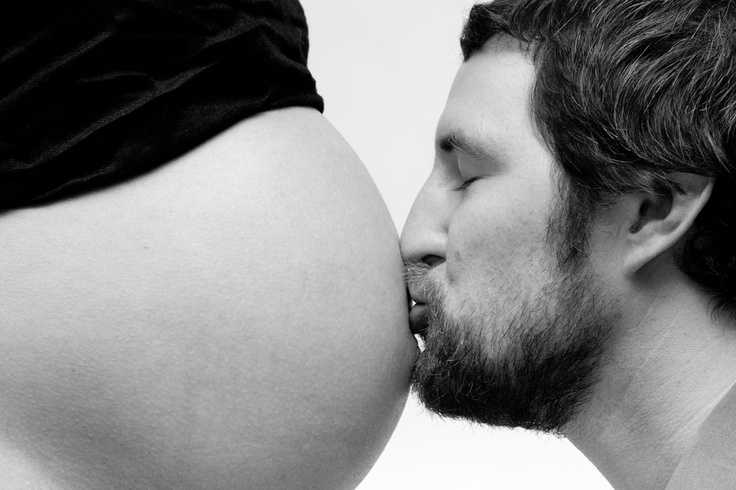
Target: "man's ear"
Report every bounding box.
[623,173,713,275]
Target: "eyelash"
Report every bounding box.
[454,177,480,191]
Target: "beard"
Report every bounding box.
[409,257,615,434]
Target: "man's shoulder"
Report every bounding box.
[666,381,736,489]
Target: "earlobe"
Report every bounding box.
[623,173,714,275]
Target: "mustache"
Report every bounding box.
[403,261,442,304]
[403,261,431,285]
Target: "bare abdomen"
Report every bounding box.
[0,107,416,489]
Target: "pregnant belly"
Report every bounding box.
[0,107,416,489]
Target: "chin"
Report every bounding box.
[411,269,614,433]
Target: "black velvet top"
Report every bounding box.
[0,0,323,209]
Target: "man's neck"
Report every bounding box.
[563,276,736,490]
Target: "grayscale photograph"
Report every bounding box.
[1,0,733,488]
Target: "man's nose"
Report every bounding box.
[400,178,450,268]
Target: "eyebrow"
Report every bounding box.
[437,131,490,160]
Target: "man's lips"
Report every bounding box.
[409,303,429,335]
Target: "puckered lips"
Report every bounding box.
[409,300,429,335]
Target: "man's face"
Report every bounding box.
[400,36,616,432]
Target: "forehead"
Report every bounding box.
[437,36,538,146]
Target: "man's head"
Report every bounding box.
[401,0,735,433]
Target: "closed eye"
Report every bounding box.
[454,177,480,191]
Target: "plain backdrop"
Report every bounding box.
[299,1,613,489]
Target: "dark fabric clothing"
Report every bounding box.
[666,380,736,489]
[0,0,323,209]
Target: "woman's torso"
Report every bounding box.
[0,107,416,488]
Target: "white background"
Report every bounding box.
[300,1,613,489]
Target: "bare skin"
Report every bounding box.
[401,36,736,490]
[0,107,417,489]
[564,258,736,489]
